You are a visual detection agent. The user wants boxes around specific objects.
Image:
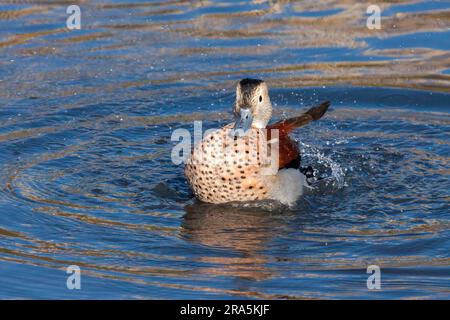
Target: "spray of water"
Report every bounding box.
[299,141,347,189]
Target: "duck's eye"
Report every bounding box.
[259,96,262,102]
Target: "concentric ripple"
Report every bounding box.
[0,0,449,299]
[0,86,449,299]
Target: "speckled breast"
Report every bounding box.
[184,124,276,204]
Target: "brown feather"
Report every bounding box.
[266,101,330,169]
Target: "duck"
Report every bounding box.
[184,78,330,206]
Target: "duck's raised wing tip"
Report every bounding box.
[306,101,330,121]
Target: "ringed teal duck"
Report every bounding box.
[185,78,330,206]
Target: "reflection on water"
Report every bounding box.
[0,0,449,299]
[182,202,284,282]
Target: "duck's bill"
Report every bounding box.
[231,108,253,137]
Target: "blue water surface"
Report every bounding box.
[0,0,449,299]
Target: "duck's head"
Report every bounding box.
[232,78,272,137]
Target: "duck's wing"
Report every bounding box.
[277,135,301,169]
[267,101,330,136]
[266,101,330,169]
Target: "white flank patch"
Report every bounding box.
[268,169,306,206]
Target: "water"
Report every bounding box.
[0,0,449,299]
